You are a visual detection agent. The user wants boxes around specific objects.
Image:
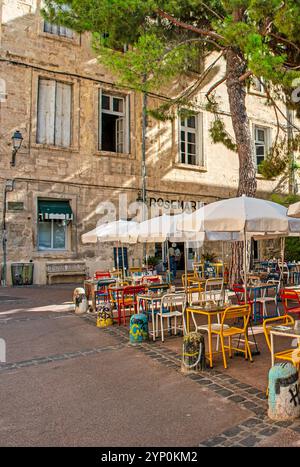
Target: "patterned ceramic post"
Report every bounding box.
[73,287,88,314]
[268,362,300,421]
[129,314,149,344]
[181,332,206,374]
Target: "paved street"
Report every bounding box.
[0,286,300,447]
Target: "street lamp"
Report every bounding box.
[11,130,23,167]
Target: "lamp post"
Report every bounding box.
[11,130,23,167]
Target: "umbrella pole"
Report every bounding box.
[243,231,248,305]
[116,241,120,284]
[167,241,171,283]
[184,241,188,299]
[122,245,126,280]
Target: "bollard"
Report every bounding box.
[129,314,148,344]
[96,302,114,327]
[73,287,88,314]
[181,332,206,374]
[268,362,300,421]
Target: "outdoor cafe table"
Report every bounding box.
[185,303,239,368]
[269,325,300,366]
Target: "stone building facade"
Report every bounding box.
[0,0,298,285]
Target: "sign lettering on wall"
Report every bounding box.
[149,197,201,212]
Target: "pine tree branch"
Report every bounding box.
[205,76,226,101]
[156,9,225,42]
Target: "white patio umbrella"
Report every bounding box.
[176,195,300,301]
[288,201,300,219]
[81,219,139,278]
[136,213,204,290]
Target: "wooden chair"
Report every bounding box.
[211,304,253,369]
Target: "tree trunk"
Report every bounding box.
[226,49,257,287]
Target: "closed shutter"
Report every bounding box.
[197,113,204,166]
[116,117,124,153]
[98,88,102,150]
[37,79,55,144]
[55,81,72,147]
[124,94,130,153]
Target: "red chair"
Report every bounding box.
[232,284,262,321]
[142,275,161,284]
[94,271,111,279]
[119,285,146,325]
[280,289,300,316]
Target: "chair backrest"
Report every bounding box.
[160,293,186,312]
[232,284,251,304]
[266,279,281,294]
[122,285,146,301]
[205,278,224,293]
[142,275,161,284]
[181,273,196,287]
[221,305,251,331]
[263,315,295,352]
[95,271,111,279]
[280,288,300,313]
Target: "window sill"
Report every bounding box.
[174,163,207,173]
[95,150,134,159]
[39,32,80,46]
[33,250,73,258]
[32,143,79,153]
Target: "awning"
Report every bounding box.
[38,200,73,221]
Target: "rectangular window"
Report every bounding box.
[180,113,203,166]
[37,78,72,147]
[44,21,73,38]
[38,220,67,250]
[98,91,130,153]
[37,200,73,251]
[254,125,270,168]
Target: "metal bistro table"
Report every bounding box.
[185,303,237,368]
[270,325,300,367]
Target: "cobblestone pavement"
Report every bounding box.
[0,295,300,446]
[89,320,300,447]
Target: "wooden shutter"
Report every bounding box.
[55,81,72,147]
[124,94,130,153]
[37,79,55,144]
[98,88,102,150]
[116,117,124,153]
[197,113,204,166]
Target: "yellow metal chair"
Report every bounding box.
[263,315,299,367]
[211,304,253,369]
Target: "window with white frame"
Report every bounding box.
[99,91,130,153]
[37,78,72,147]
[37,200,72,251]
[44,21,73,38]
[254,125,270,168]
[179,113,203,166]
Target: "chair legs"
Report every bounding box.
[220,334,227,369]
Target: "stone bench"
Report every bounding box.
[46,262,88,285]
